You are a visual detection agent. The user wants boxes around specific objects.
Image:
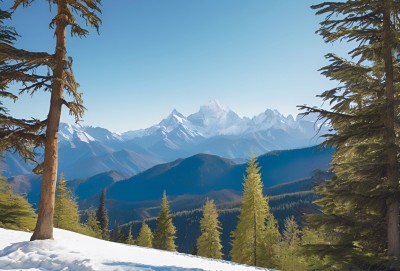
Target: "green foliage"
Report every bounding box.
[230,156,280,268]
[83,208,102,238]
[196,199,223,259]
[298,0,400,268]
[0,174,36,231]
[111,223,124,243]
[96,189,109,240]
[136,222,153,248]
[153,191,177,251]
[277,217,307,271]
[53,175,83,232]
[125,225,135,245]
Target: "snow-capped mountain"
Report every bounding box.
[121,100,327,159]
[2,101,328,179]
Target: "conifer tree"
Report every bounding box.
[0,173,36,230]
[153,191,177,251]
[230,156,279,267]
[112,223,124,243]
[299,0,400,266]
[136,222,153,248]
[84,208,102,238]
[0,8,46,163]
[96,189,109,240]
[196,199,223,259]
[53,175,80,230]
[126,225,135,245]
[278,217,306,271]
[7,0,102,241]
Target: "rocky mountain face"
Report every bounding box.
[2,101,327,179]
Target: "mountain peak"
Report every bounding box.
[199,100,229,113]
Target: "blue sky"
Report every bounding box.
[4,0,347,132]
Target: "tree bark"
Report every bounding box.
[31,0,67,241]
[382,0,400,258]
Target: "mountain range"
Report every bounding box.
[2,101,328,179]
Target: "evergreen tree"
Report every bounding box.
[299,0,400,267]
[0,8,47,163]
[136,222,153,248]
[96,189,109,240]
[5,0,102,241]
[111,223,124,243]
[230,156,279,267]
[0,173,36,231]
[278,217,307,271]
[84,208,102,238]
[126,225,135,245]
[153,191,177,251]
[196,199,223,259]
[53,174,81,232]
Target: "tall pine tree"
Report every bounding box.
[299,0,400,267]
[153,191,177,251]
[136,222,153,248]
[7,0,102,241]
[230,156,279,268]
[196,199,223,259]
[53,174,82,232]
[96,189,109,240]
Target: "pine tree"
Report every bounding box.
[0,8,47,163]
[53,174,81,232]
[96,189,109,240]
[298,0,400,267]
[153,191,177,251]
[84,208,102,238]
[230,156,279,267]
[126,225,135,245]
[111,223,124,243]
[136,222,153,248]
[0,173,36,231]
[5,0,102,241]
[278,217,307,271]
[196,199,223,259]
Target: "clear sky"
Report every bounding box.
[3,0,348,133]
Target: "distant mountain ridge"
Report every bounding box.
[2,101,328,179]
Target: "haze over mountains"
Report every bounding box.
[2,101,328,179]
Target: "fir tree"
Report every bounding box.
[126,225,135,245]
[230,156,279,267]
[136,222,153,248]
[299,0,400,267]
[5,0,102,241]
[53,174,81,232]
[278,217,306,271]
[96,189,109,240]
[111,223,124,243]
[196,199,223,259]
[153,191,177,251]
[0,173,36,231]
[84,208,102,238]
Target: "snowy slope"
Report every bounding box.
[0,228,275,271]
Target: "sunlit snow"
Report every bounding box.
[0,228,275,271]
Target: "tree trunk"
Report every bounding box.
[31,0,67,241]
[382,0,400,258]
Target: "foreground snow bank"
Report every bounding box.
[0,228,274,271]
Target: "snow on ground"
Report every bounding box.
[0,228,275,271]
